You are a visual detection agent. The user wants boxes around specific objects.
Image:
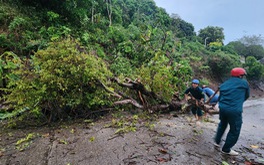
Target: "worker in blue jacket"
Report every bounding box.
[184,79,205,122]
[202,85,219,107]
[214,68,250,156]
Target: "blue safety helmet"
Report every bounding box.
[192,79,199,84]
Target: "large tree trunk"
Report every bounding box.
[104,77,219,115]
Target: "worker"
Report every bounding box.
[214,67,250,156]
[184,79,205,122]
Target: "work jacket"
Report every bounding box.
[218,77,250,112]
[184,86,204,100]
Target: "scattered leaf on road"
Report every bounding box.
[222,161,229,165]
[250,145,259,149]
[158,148,168,154]
[89,136,95,142]
[42,133,50,138]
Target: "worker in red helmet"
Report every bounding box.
[214,67,250,156]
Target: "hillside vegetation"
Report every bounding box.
[0,0,264,125]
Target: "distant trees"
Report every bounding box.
[227,35,264,60]
[226,35,264,80]
[238,35,264,60]
[170,14,195,38]
[226,41,246,55]
[239,35,264,46]
[207,52,240,80]
[198,26,225,46]
[244,45,264,60]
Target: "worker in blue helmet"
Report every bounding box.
[184,79,205,122]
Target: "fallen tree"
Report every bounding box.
[103,77,219,115]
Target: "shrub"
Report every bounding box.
[207,52,240,80]
[244,56,264,80]
[5,38,113,121]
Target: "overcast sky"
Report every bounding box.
[153,0,264,44]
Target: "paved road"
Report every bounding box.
[242,98,264,142]
[208,98,264,165]
[0,98,263,165]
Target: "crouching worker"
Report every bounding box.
[202,85,219,117]
[202,85,219,107]
[184,79,205,122]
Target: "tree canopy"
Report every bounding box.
[198,26,225,46]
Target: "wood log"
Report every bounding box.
[109,77,219,115]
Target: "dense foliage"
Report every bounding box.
[0,0,263,122]
[3,39,113,121]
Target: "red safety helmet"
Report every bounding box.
[230,67,246,77]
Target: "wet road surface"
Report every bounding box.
[0,98,263,165]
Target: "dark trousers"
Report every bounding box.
[191,106,202,116]
[214,108,242,152]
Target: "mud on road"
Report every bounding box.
[0,99,264,165]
